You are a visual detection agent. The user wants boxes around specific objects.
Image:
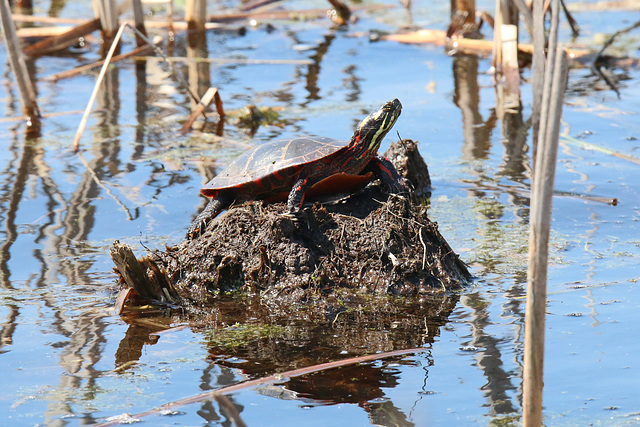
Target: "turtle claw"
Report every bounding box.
[186,218,209,240]
[391,177,411,194]
[282,207,306,223]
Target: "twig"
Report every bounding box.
[560,0,580,36]
[10,13,87,25]
[512,0,534,36]
[567,0,640,11]
[593,18,640,61]
[591,18,640,94]
[44,44,154,82]
[457,179,618,206]
[419,226,427,270]
[561,134,640,166]
[94,347,426,427]
[131,56,313,65]
[131,0,148,47]
[597,18,640,55]
[531,0,546,151]
[72,23,127,152]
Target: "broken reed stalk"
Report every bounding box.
[72,23,127,152]
[0,0,40,120]
[523,47,567,426]
[93,347,426,427]
[531,0,546,150]
[180,87,224,134]
[511,0,533,36]
[523,0,568,420]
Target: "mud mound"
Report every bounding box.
[111,140,471,314]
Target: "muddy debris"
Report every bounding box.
[111,139,471,316]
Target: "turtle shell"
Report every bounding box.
[201,136,350,199]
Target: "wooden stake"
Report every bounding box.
[186,0,206,31]
[501,24,520,109]
[131,0,148,47]
[491,0,503,74]
[95,0,120,38]
[0,0,40,120]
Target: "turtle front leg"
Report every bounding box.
[366,156,410,194]
[186,192,232,239]
[285,175,312,219]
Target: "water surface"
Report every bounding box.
[1,0,640,425]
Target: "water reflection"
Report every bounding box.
[287,362,414,426]
[0,4,588,424]
[187,29,211,106]
[453,54,496,161]
[47,311,109,422]
[0,304,18,352]
[301,33,336,103]
[450,50,534,419]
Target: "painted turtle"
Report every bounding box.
[187,98,408,238]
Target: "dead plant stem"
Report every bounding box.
[72,23,126,152]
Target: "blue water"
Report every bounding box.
[1,0,640,425]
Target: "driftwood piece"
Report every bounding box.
[22,18,101,57]
[207,3,392,22]
[110,240,180,304]
[381,28,591,59]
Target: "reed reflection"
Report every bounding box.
[451,51,531,418]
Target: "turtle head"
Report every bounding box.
[352,99,402,154]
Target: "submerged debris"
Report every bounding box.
[111,140,471,315]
